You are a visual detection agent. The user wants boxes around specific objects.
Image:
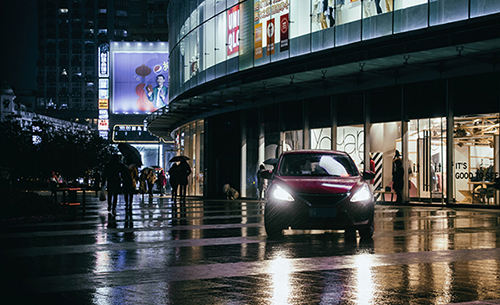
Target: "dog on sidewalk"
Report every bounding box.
[223,184,239,200]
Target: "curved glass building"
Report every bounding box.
[147,0,500,205]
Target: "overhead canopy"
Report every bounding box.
[146,19,500,140]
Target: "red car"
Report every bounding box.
[263,150,375,239]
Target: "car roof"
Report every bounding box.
[281,150,348,156]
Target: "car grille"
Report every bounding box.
[296,193,349,207]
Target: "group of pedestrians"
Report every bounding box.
[101,154,192,216]
[168,159,191,203]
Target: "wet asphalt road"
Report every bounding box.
[1,193,500,305]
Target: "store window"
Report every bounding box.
[393,0,427,34]
[470,0,500,18]
[337,125,364,170]
[403,118,447,203]
[429,0,468,26]
[453,114,499,205]
[311,127,332,150]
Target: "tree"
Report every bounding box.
[0,119,117,189]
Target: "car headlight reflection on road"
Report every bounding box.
[273,185,294,202]
[351,184,373,203]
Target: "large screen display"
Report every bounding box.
[111,42,169,114]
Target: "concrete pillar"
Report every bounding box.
[241,112,247,197]
[331,96,337,151]
[364,92,371,172]
[303,101,310,149]
[446,79,455,205]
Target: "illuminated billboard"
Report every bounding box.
[110,42,169,114]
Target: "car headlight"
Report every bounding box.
[351,184,373,203]
[272,185,294,202]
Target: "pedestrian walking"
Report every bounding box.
[168,163,180,203]
[178,159,192,203]
[103,154,125,216]
[158,169,167,197]
[392,157,404,204]
[122,164,139,213]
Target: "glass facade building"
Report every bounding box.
[147,0,500,204]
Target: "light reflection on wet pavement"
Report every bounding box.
[1,194,500,304]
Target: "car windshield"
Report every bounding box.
[278,153,359,177]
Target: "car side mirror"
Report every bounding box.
[261,170,273,180]
[362,170,375,180]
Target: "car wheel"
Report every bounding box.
[344,227,357,242]
[264,207,285,239]
[358,219,374,240]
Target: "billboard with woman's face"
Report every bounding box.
[111,42,169,114]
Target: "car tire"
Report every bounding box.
[344,227,357,242]
[264,207,285,239]
[358,219,374,240]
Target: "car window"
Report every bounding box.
[278,153,359,177]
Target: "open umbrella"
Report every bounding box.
[118,143,143,167]
[263,158,278,166]
[169,155,190,162]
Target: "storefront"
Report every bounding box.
[146,0,500,204]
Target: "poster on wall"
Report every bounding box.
[280,13,289,52]
[266,18,275,56]
[227,5,240,56]
[255,23,263,59]
[112,50,169,114]
[254,0,289,58]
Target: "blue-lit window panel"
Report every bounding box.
[429,0,469,26]
[290,34,312,58]
[311,26,335,53]
[238,1,255,71]
[215,12,227,66]
[471,0,500,17]
[197,68,207,86]
[204,0,215,22]
[255,45,272,67]
[216,0,226,14]
[205,65,216,82]
[227,56,239,75]
[227,0,238,9]
[335,20,362,47]
[186,29,200,85]
[203,18,216,71]
[335,0,362,47]
[290,0,311,40]
[362,11,393,41]
[216,59,228,79]
[271,40,291,63]
[393,2,428,34]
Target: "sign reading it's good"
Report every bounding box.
[227,5,240,56]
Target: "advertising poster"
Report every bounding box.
[266,18,275,56]
[280,13,289,52]
[227,5,240,56]
[112,52,169,114]
[255,23,263,59]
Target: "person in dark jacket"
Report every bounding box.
[178,159,192,203]
[168,163,180,203]
[103,154,125,216]
[158,169,167,197]
[392,158,404,204]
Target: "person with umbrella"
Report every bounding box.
[103,154,125,216]
[168,163,180,203]
[178,158,192,203]
[122,163,139,213]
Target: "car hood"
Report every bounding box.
[274,176,362,194]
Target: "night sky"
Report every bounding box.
[0,0,38,91]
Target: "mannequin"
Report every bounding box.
[386,0,393,12]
